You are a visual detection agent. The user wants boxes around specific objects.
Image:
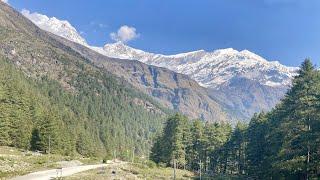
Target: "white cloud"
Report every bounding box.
[110,25,139,43]
[1,0,9,4]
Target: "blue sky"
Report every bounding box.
[8,0,320,66]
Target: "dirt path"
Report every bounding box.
[11,162,124,180]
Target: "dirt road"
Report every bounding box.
[11,162,121,180]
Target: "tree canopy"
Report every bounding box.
[151,59,320,179]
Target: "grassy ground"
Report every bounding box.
[0,146,244,180]
[0,146,99,179]
[65,163,195,180]
[64,163,247,180]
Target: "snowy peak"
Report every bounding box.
[101,42,297,88]
[163,49,206,58]
[21,9,297,89]
[103,42,146,58]
[100,42,298,89]
[103,41,130,51]
[21,9,88,46]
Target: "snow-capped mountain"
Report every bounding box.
[97,43,298,120]
[21,10,297,90]
[21,9,88,46]
[22,10,298,121]
[100,42,297,89]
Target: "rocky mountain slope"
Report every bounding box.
[21,6,298,121]
[100,42,297,120]
[2,2,228,123]
[52,34,228,123]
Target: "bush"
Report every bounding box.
[64,156,73,161]
[102,154,112,163]
[25,152,32,156]
[158,162,167,168]
[146,160,157,168]
[36,158,46,165]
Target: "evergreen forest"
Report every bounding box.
[151,59,320,179]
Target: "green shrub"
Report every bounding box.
[158,162,167,168]
[146,160,157,168]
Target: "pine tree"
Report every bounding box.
[188,120,205,171]
[268,59,320,178]
[30,128,41,151]
[150,114,188,167]
[38,109,61,154]
[150,134,164,163]
[246,113,269,178]
[0,116,11,146]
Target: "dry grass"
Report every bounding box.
[65,163,195,180]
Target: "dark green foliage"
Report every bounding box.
[150,114,188,167]
[188,120,205,170]
[0,57,166,157]
[30,129,41,151]
[245,112,269,177]
[151,114,232,172]
[151,59,320,179]
[265,59,320,179]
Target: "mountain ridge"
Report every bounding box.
[100,42,297,88]
[21,8,297,121]
[20,9,297,89]
[2,3,228,123]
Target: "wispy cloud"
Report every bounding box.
[110,25,140,43]
[90,21,108,29]
[98,23,108,28]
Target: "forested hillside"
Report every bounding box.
[0,1,178,159]
[0,56,166,157]
[151,59,320,179]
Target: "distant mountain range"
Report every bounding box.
[21,8,298,121]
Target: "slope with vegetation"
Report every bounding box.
[0,55,165,157]
[0,1,170,159]
[151,59,320,179]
